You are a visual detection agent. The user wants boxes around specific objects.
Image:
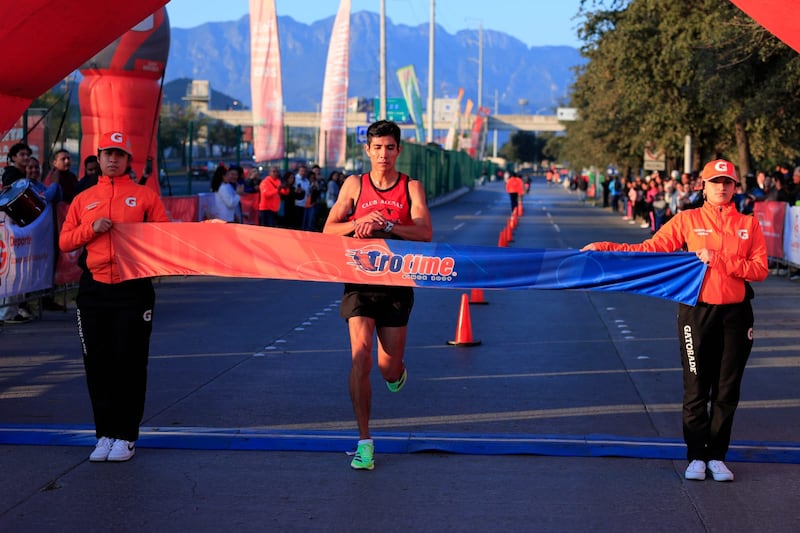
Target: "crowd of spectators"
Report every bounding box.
[1,143,80,325]
[596,164,800,236]
[582,163,800,281]
[208,162,344,231]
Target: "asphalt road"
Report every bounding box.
[1,179,799,532]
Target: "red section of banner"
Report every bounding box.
[111,222,418,286]
[162,196,199,222]
[239,193,259,225]
[53,202,82,285]
[753,201,786,258]
[318,0,350,169]
[730,0,800,53]
[249,0,285,162]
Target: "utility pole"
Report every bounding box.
[379,0,387,121]
[477,22,483,110]
[492,89,498,158]
[426,0,434,143]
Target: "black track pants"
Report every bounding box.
[677,300,753,462]
[76,278,155,442]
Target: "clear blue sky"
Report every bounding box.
[165,0,585,48]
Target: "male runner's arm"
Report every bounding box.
[323,175,382,238]
[387,180,432,242]
[323,176,432,241]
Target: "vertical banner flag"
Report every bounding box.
[318,0,350,169]
[444,88,464,150]
[396,65,426,142]
[249,0,284,162]
[468,106,490,158]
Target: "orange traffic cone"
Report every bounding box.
[447,294,482,346]
[498,231,507,247]
[505,224,513,243]
[517,201,524,216]
[469,288,488,305]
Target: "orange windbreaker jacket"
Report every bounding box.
[591,202,768,305]
[258,175,282,212]
[59,175,169,284]
[505,176,525,195]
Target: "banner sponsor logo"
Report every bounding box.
[683,324,697,375]
[0,207,55,298]
[0,222,9,276]
[346,243,456,281]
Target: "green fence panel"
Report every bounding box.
[396,144,498,200]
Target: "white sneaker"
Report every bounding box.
[707,460,734,482]
[640,222,651,228]
[107,439,136,462]
[89,437,115,462]
[685,459,706,480]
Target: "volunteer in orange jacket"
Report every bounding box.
[258,166,282,227]
[505,172,525,213]
[59,131,169,463]
[582,159,768,483]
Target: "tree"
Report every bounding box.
[158,104,203,165]
[30,80,81,162]
[207,120,241,157]
[564,0,800,178]
[499,131,542,164]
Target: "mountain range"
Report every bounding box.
[164,11,583,116]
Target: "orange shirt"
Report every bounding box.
[350,173,414,226]
[506,176,525,195]
[258,175,282,212]
[590,202,768,304]
[59,175,169,284]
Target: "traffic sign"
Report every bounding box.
[356,125,368,144]
[368,98,413,124]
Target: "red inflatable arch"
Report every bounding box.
[78,7,170,194]
[0,0,168,138]
[729,0,800,54]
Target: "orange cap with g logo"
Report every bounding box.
[701,159,739,183]
[98,131,132,156]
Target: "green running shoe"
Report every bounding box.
[350,440,375,470]
[386,367,407,393]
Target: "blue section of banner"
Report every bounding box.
[2,424,799,464]
[380,243,706,306]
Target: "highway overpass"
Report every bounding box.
[202,110,566,133]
